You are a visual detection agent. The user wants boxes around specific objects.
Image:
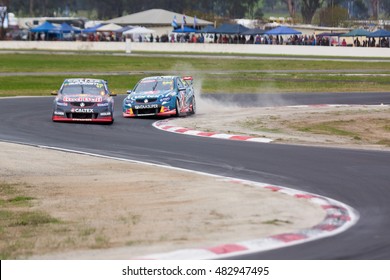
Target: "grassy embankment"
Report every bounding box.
[1,53,390,96]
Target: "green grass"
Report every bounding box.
[10,211,60,226]
[1,53,390,96]
[2,72,390,97]
[1,53,388,73]
[377,139,390,147]
[297,121,359,138]
[0,75,144,96]
[201,74,390,93]
[8,196,34,207]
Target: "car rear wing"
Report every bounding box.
[182,76,193,85]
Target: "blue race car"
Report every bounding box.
[122,76,196,117]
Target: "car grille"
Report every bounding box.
[136,98,158,103]
[66,113,99,119]
[70,102,95,107]
[134,108,159,116]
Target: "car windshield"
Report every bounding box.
[61,84,106,95]
[134,79,174,93]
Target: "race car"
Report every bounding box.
[52,78,116,124]
[122,76,196,117]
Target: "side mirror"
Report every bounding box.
[126,90,132,95]
[51,90,58,95]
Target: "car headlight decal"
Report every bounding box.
[160,96,171,102]
[125,96,135,104]
[56,101,68,106]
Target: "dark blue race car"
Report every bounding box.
[122,76,196,117]
[52,78,116,124]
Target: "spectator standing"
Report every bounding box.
[255,34,260,44]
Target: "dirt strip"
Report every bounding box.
[0,142,324,259]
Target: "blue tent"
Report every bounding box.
[172,26,197,33]
[30,21,60,33]
[213,23,249,34]
[265,26,301,35]
[242,27,266,36]
[367,29,390,37]
[196,25,217,33]
[316,32,345,37]
[82,23,104,33]
[340,29,370,37]
[60,22,81,33]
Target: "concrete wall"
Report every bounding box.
[1,40,389,58]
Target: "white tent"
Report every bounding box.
[96,23,123,32]
[123,26,156,35]
[108,9,212,26]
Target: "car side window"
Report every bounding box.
[177,78,184,90]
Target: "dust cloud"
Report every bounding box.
[169,62,292,113]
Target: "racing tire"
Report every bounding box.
[108,109,114,124]
[189,96,196,115]
[175,98,181,117]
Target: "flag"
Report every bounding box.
[193,16,197,29]
[3,12,8,28]
[181,15,186,30]
[0,6,8,28]
[171,15,178,28]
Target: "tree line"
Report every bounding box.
[2,0,390,24]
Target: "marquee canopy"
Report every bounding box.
[265,26,301,35]
[30,21,59,33]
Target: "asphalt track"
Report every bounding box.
[1,92,390,259]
